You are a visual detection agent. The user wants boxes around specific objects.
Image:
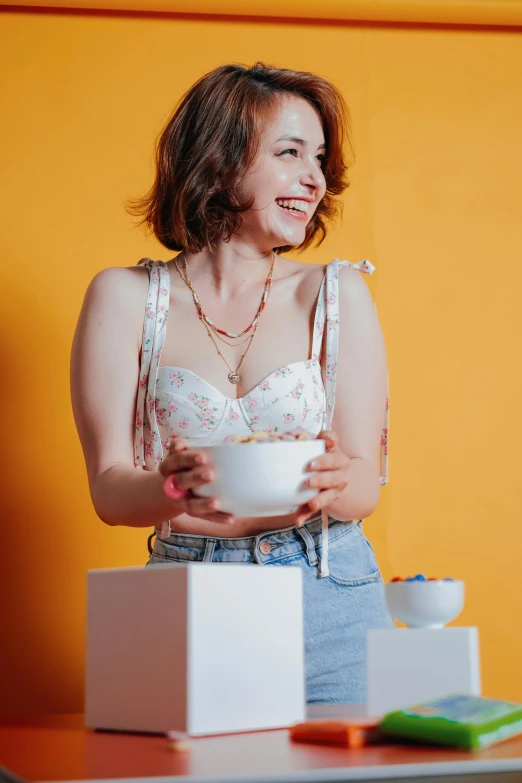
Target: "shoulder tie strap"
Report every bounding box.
[321,258,376,430]
[134,259,171,470]
[312,260,375,361]
[311,275,326,361]
[319,258,388,578]
[321,257,387,482]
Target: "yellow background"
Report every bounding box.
[6,0,522,25]
[1,6,521,716]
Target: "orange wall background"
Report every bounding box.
[1,6,521,716]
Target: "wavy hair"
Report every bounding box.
[127,62,353,254]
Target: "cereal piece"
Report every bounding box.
[224,428,314,444]
[284,427,312,441]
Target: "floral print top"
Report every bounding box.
[134,257,389,489]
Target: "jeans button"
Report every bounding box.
[259,541,271,555]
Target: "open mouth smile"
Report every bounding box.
[275,198,310,222]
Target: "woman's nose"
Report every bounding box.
[300,157,325,189]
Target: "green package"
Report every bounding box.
[379,695,522,749]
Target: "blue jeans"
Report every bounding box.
[147,516,394,704]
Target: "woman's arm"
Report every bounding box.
[91,464,182,528]
[323,266,388,522]
[71,267,233,529]
[70,266,183,528]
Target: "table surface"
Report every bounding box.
[1,710,522,783]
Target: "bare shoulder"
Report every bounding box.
[336,262,375,309]
[85,263,149,306]
[338,261,372,290]
[275,256,325,299]
[80,263,152,350]
[277,256,373,305]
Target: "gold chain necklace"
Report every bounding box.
[175,251,275,338]
[174,251,275,384]
[201,316,259,384]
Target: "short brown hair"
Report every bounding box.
[128,62,353,254]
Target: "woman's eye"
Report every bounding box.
[276,148,298,158]
[316,154,326,166]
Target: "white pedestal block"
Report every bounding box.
[85,563,305,736]
[367,627,480,717]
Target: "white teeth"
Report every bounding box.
[275,198,310,214]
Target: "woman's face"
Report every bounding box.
[237,95,327,250]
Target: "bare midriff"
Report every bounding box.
[166,511,302,539]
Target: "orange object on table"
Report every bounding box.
[289,717,381,748]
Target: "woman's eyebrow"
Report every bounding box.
[275,135,326,150]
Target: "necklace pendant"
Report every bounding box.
[228,371,241,384]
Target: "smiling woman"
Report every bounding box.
[70,62,393,705]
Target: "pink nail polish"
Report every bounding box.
[164,475,189,501]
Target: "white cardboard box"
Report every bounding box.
[85,562,305,736]
[367,627,481,716]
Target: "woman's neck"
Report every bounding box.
[181,243,276,301]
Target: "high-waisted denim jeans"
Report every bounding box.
[147,515,394,704]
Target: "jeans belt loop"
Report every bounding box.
[203,539,216,562]
[296,525,318,566]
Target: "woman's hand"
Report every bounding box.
[295,430,351,526]
[158,436,235,524]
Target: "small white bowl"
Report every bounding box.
[194,440,326,517]
[385,580,465,629]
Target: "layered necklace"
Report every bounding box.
[174,251,276,384]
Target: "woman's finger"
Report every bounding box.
[307,486,345,513]
[307,452,350,472]
[183,496,234,522]
[307,469,348,491]
[159,450,210,477]
[168,436,190,452]
[294,507,316,527]
[171,466,214,491]
[317,430,339,449]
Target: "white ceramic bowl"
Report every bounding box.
[194,440,326,517]
[385,580,465,629]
